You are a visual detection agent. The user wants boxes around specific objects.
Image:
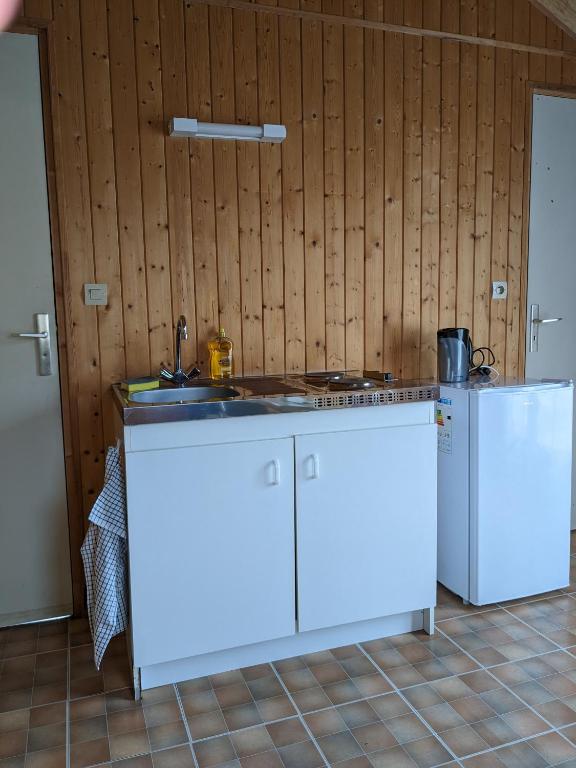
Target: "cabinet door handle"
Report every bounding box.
[270,459,281,486]
[309,454,320,480]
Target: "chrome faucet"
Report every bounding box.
[160,315,201,387]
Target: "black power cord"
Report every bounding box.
[470,345,499,378]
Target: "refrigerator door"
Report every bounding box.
[470,384,572,605]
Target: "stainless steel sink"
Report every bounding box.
[129,386,240,404]
[189,399,309,418]
[120,388,312,423]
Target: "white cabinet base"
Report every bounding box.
[117,402,438,699]
[136,608,434,693]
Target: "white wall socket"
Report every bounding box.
[492,281,508,300]
[84,283,108,306]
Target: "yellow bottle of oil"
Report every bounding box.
[208,328,233,379]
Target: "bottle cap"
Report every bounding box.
[218,327,225,336]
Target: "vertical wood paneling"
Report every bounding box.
[490,0,513,366]
[134,0,174,372]
[343,0,364,371]
[439,0,460,330]
[473,0,496,348]
[420,0,441,378]
[159,0,197,370]
[363,0,384,372]
[456,0,478,334]
[505,0,529,377]
[257,6,285,374]
[402,0,423,378]
[107,0,150,377]
[529,6,547,82]
[323,0,346,370]
[522,3,547,377]
[80,0,125,447]
[235,8,264,374]
[185,2,219,369]
[562,32,576,84]
[279,1,305,373]
[29,0,576,563]
[546,15,563,83]
[383,0,404,374]
[24,0,52,21]
[52,0,103,516]
[302,0,326,371]
[210,6,243,372]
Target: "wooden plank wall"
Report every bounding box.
[15,0,576,532]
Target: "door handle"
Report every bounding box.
[309,454,320,480]
[12,313,53,375]
[529,304,562,353]
[270,459,281,486]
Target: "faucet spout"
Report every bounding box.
[160,315,201,386]
[175,315,187,374]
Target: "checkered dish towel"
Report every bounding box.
[81,445,129,669]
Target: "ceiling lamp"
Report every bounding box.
[168,118,286,143]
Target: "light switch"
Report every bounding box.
[492,281,507,300]
[84,283,108,306]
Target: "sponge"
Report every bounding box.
[120,376,160,393]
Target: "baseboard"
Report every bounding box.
[0,603,73,629]
[139,609,427,691]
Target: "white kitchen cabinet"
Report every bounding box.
[126,438,295,668]
[117,402,437,692]
[295,425,437,633]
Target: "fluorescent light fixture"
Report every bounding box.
[168,117,286,143]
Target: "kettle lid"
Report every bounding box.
[437,327,470,341]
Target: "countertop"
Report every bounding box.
[439,375,573,391]
[113,372,440,426]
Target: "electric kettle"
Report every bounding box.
[437,328,471,383]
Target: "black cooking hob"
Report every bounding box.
[304,371,394,391]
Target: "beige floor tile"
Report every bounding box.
[12,585,576,768]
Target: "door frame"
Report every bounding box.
[8,20,85,616]
[520,83,576,376]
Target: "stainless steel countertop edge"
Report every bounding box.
[112,376,440,426]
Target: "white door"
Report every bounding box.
[295,426,437,633]
[126,439,295,667]
[0,33,72,626]
[526,93,576,528]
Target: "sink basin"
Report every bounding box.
[190,400,281,418]
[194,399,309,418]
[118,386,314,423]
[129,386,240,404]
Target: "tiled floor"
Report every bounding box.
[3,544,576,767]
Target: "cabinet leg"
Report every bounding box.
[423,607,435,635]
[132,665,142,701]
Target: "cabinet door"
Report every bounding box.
[126,438,295,667]
[296,425,436,633]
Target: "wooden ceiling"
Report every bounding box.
[531,0,576,38]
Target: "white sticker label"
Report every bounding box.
[436,402,453,454]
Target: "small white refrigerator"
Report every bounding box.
[437,378,573,605]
